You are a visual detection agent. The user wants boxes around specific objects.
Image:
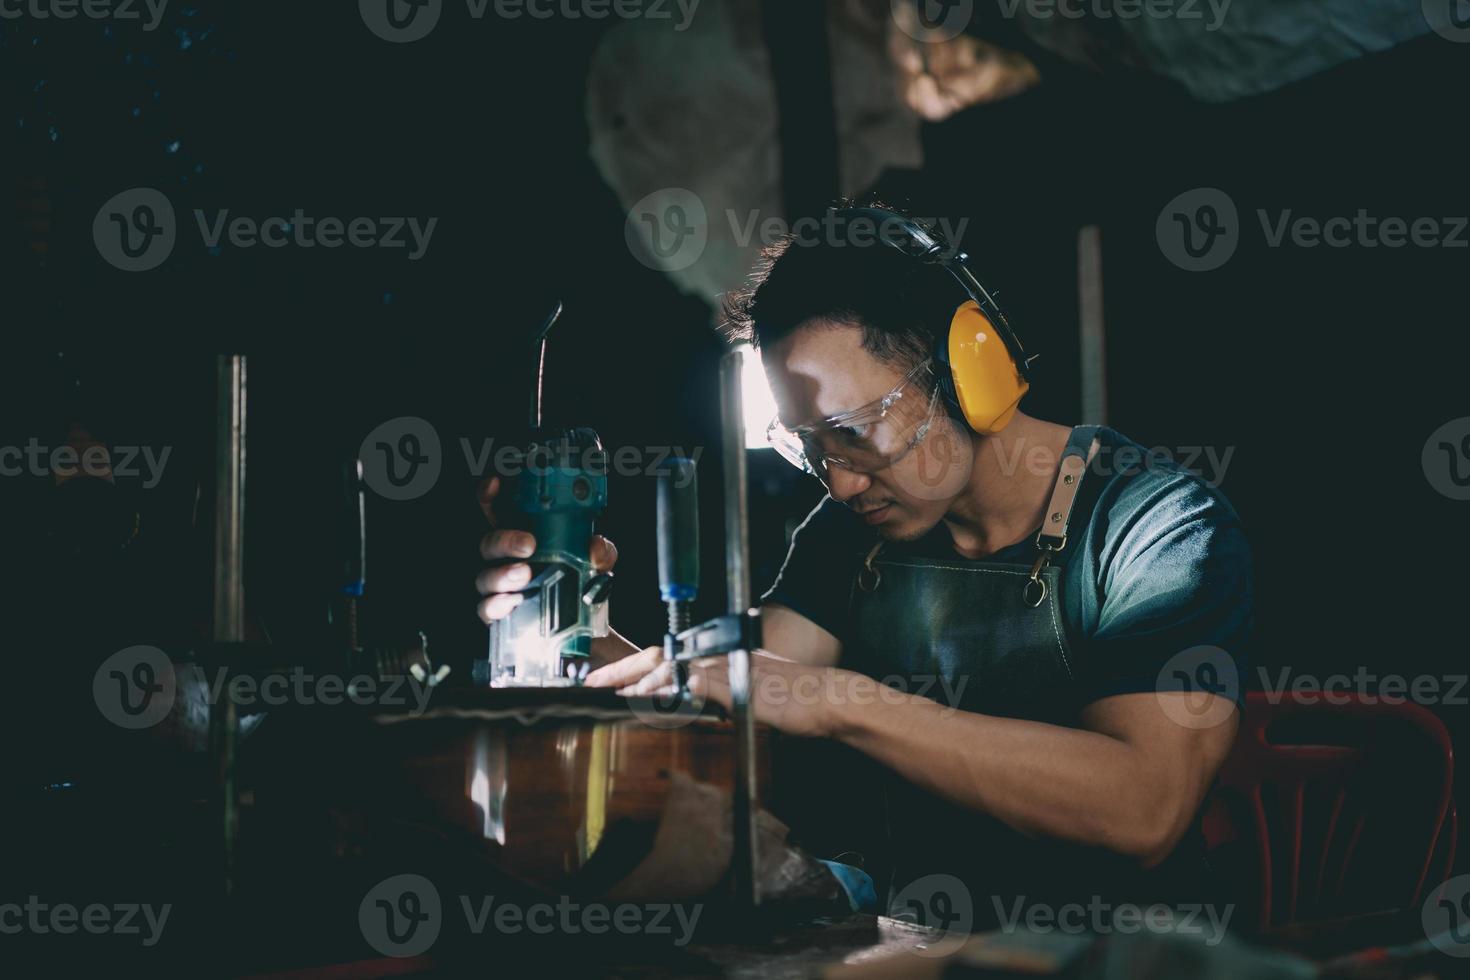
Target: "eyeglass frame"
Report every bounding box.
[765,361,942,478]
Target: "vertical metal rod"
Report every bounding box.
[211,354,246,897]
[1078,225,1108,425]
[719,349,759,910]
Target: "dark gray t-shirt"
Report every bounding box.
[762,426,1253,709]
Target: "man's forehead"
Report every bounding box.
[762,321,906,424]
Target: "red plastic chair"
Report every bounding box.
[1202,691,1457,931]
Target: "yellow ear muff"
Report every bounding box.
[947,300,1030,434]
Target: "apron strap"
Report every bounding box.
[1025,425,1101,607]
[1036,425,1102,553]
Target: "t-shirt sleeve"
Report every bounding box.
[1079,476,1253,707]
[760,497,864,644]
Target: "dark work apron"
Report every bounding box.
[844,425,1099,725]
[837,426,1212,922]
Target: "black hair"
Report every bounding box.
[722,202,966,368]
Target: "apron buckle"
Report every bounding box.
[1024,551,1050,608]
[858,542,884,593]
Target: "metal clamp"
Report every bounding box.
[671,608,764,663]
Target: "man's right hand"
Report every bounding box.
[475,476,620,624]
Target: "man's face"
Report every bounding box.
[763,321,975,541]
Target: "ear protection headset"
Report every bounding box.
[833,206,1036,435]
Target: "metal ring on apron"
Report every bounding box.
[858,542,884,593]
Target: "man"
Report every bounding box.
[477,205,1251,924]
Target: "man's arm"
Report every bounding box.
[760,602,842,667]
[603,651,1235,866]
[828,684,1237,866]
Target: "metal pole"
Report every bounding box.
[1078,225,1108,426]
[719,349,759,910]
[211,354,246,897]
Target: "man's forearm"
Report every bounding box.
[824,673,1210,866]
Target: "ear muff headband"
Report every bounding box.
[832,206,1036,435]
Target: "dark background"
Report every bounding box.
[3,0,1468,911]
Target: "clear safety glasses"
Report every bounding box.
[766,361,941,479]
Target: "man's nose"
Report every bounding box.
[824,466,871,503]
